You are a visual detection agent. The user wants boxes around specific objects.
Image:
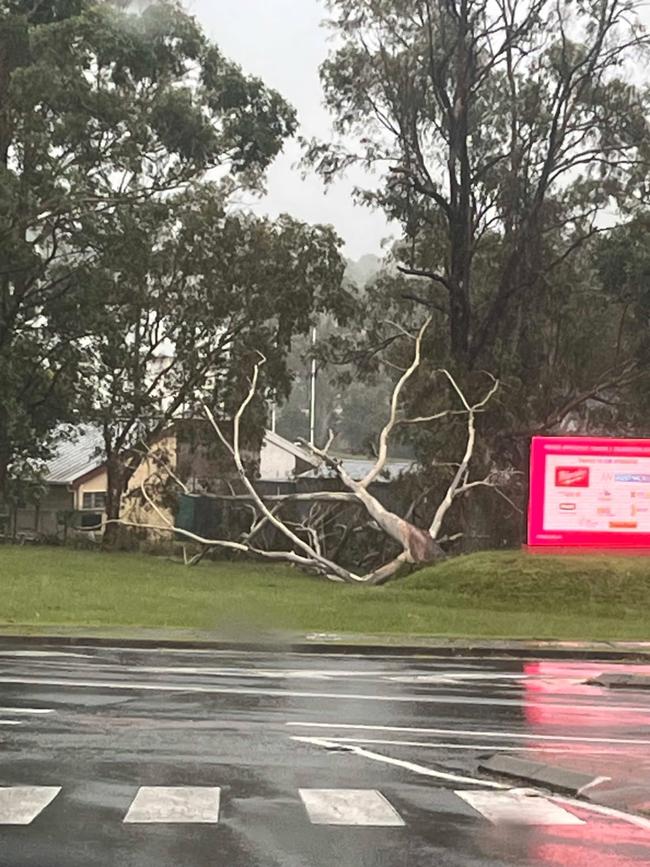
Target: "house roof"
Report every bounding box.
[43,425,328,486]
[44,427,104,484]
[263,430,319,466]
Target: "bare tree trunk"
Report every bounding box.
[102,456,127,548]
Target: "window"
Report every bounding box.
[79,512,102,530]
[82,491,106,511]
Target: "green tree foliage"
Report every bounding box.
[307,0,650,369]
[0,0,296,493]
[70,185,348,536]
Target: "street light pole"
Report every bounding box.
[309,325,317,447]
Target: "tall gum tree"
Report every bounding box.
[305,0,650,372]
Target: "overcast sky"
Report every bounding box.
[185,1,650,260]
[186,0,394,260]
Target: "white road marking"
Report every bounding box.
[0,651,94,658]
[0,786,61,825]
[123,786,221,824]
[0,707,54,715]
[455,789,584,826]
[1,675,649,715]
[553,795,650,831]
[577,775,611,796]
[388,673,529,683]
[311,736,630,754]
[287,721,650,746]
[134,666,394,680]
[299,788,404,826]
[292,736,506,788]
[0,720,23,726]
[297,735,650,831]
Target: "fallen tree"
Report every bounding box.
[120,319,507,584]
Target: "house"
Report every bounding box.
[0,428,105,540]
[1,425,319,541]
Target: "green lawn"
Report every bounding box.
[0,545,649,640]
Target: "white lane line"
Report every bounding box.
[553,795,650,831]
[0,786,61,825]
[123,787,221,824]
[299,789,404,826]
[0,651,94,658]
[134,666,395,680]
[0,720,23,726]
[135,667,535,683]
[286,722,650,746]
[0,708,54,715]
[312,737,633,754]
[388,673,529,683]
[455,789,584,826]
[292,736,506,789]
[2,675,649,715]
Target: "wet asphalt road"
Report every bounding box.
[0,643,650,867]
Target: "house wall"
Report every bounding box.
[121,434,177,531]
[259,440,295,481]
[75,470,108,511]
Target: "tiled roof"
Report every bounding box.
[44,427,104,484]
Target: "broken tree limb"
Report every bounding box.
[118,318,502,585]
[360,316,431,488]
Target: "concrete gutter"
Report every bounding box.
[0,627,649,659]
[586,673,650,689]
[479,755,605,796]
[479,755,650,818]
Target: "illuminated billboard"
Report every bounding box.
[528,435,650,547]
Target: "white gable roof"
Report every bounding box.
[263,430,319,466]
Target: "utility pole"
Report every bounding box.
[309,325,317,447]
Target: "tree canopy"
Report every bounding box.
[0,0,306,496]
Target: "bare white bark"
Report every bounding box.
[428,372,500,539]
[360,317,431,488]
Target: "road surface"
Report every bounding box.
[0,641,649,866]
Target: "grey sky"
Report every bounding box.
[186,0,394,260]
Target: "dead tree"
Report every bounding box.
[119,318,503,584]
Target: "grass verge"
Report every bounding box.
[0,546,648,640]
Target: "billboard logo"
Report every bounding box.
[555,467,590,487]
[615,473,650,483]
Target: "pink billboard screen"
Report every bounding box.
[528,435,650,547]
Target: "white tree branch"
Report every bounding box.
[360,316,432,489]
[428,373,500,539]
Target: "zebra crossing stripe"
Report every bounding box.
[0,786,61,825]
[123,786,221,824]
[454,789,585,826]
[299,789,404,826]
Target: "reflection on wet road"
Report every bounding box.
[0,642,649,866]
